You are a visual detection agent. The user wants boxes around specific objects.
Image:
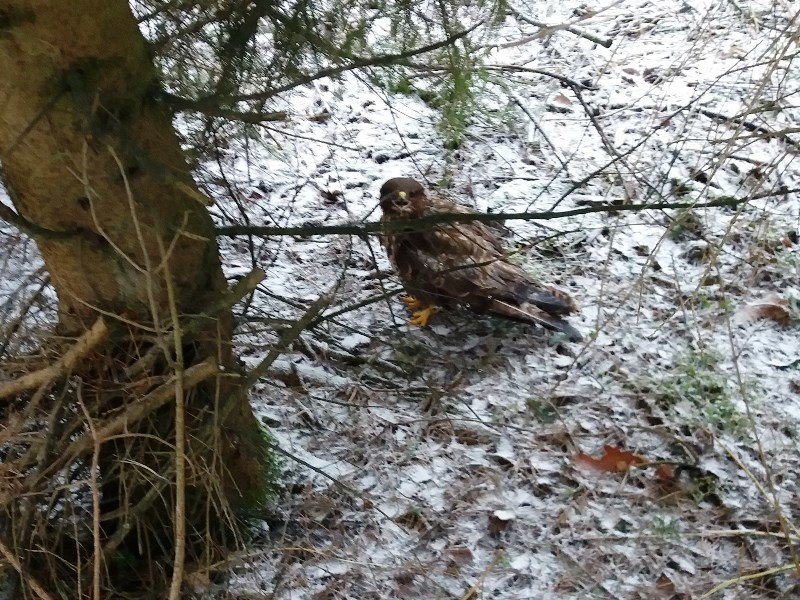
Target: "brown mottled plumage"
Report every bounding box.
[378,177,581,341]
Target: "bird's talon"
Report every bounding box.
[408,306,438,327]
[401,295,424,311]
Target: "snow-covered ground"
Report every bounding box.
[3,0,800,598]
[199,1,800,598]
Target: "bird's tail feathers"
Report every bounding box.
[526,288,579,317]
[490,299,583,342]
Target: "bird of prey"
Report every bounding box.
[378,177,581,341]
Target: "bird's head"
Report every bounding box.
[379,177,427,219]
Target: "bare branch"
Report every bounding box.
[244,293,333,387]
[214,192,790,239]
[0,318,108,400]
[507,4,614,48]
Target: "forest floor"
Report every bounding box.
[3,0,800,598]
[204,1,800,598]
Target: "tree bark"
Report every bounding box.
[0,1,220,332]
[0,1,270,594]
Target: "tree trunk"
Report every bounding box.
[0,1,270,595]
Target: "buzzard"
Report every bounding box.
[378,177,582,341]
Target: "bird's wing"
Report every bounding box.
[382,214,499,301]
[396,232,582,340]
[476,259,579,316]
[426,200,505,254]
[394,219,515,306]
[426,204,579,315]
[425,224,581,320]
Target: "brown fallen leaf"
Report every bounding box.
[656,572,677,594]
[655,464,675,481]
[735,294,791,326]
[447,546,475,565]
[575,445,646,473]
[551,92,573,107]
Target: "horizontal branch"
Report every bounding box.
[214,193,773,238]
[161,97,289,123]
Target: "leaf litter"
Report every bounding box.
[207,0,800,592]
[0,0,799,598]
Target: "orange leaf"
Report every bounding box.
[736,295,790,326]
[447,546,474,565]
[655,464,675,481]
[575,445,646,473]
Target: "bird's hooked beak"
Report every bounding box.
[379,184,418,217]
[393,190,412,212]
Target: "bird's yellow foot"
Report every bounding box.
[408,306,439,327]
[401,295,424,311]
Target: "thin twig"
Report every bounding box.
[0,270,50,359]
[244,293,333,388]
[507,4,614,48]
[459,550,504,600]
[0,537,55,600]
[697,563,797,600]
[158,234,187,600]
[77,390,102,600]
